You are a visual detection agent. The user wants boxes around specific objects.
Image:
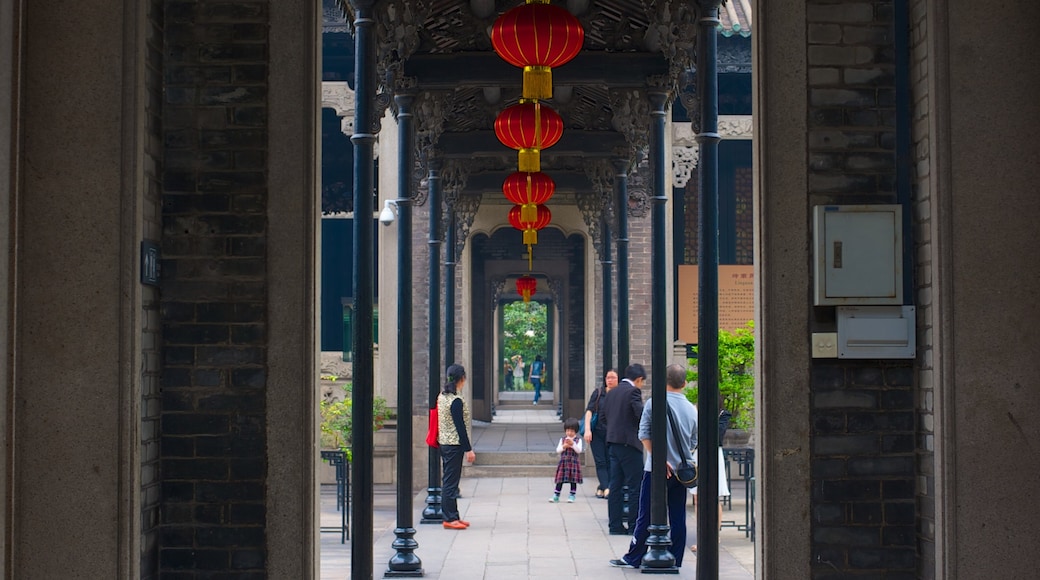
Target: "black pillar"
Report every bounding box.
[348,1,377,577]
[445,207,456,366]
[386,93,422,577]
[420,160,444,524]
[601,216,613,372]
[642,89,677,573]
[695,2,723,579]
[613,158,631,371]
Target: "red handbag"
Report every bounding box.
[425,407,439,448]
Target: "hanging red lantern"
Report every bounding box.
[516,275,537,303]
[491,0,585,100]
[508,203,552,246]
[495,100,563,173]
[502,171,555,223]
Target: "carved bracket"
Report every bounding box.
[627,160,651,218]
[609,88,650,158]
[546,277,563,308]
[490,277,506,310]
[642,0,697,87]
[673,145,700,188]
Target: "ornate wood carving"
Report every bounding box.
[608,88,650,158]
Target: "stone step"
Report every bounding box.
[475,451,560,466]
[465,463,600,479]
[463,464,559,478]
[465,451,599,479]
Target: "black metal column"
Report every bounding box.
[642,89,676,574]
[601,216,613,372]
[420,160,444,524]
[348,1,377,577]
[386,93,422,577]
[695,2,723,579]
[445,208,456,366]
[613,158,631,371]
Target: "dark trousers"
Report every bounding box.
[440,445,464,522]
[607,443,644,531]
[621,471,690,568]
[532,377,542,402]
[590,430,610,491]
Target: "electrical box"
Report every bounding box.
[813,205,903,305]
[837,306,916,359]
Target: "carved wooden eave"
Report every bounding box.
[333,0,710,198]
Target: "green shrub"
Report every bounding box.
[685,321,755,429]
[319,382,391,462]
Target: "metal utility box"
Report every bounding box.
[837,305,916,359]
[813,204,903,305]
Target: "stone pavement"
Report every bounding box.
[320,406,756,579]
[320,478,754,579]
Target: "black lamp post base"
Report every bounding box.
[640,525,678,574]
[419,488,443,523]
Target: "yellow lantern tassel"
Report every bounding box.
[521,203,537,223]
[523,229,538,246]
[523,66,553,101]
[522,290,531,303]
[527,245,533,270]
[518,148,541,173]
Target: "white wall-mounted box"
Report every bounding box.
[813,205,903,305]
[837,305,916,359]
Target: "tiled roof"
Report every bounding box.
[719,0,753,38]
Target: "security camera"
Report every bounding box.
[379,200,396,226]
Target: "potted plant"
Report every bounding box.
[685,321,755,445]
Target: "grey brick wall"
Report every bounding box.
[141,2,165,578]
[806,1,917,577]
[908,0,935,577]
[627,210,654,375]
[160,0,270,576]
[811,362,916,578]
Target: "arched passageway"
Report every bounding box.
[6,1,1040,579]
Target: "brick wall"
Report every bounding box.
[806,1,917,577]
[141,1,166,577]
[626,210,653,374]
[160,0,270,576]
[908,0,935,577]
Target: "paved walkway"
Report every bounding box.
[320,407,756,579]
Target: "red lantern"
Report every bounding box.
[508,203,552,246]
[491,1,585,100]
[516,275,537,303]
[495,100,563,173]
[502,171,555,223]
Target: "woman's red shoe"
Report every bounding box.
[442,520,467,530]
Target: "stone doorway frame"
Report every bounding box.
[268,0,814,577]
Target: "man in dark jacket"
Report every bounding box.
[601,363,646,534]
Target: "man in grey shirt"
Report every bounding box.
[609,363,698,569]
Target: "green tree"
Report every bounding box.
[685,321,756,429]
[502,300,547,367]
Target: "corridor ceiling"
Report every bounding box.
[333,0,730,199]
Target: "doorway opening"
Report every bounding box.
[499,299,549,397]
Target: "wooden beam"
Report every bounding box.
[403,52,670,89]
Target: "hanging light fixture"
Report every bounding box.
[494,100,563,173]
[508,203,552,246]
[516,275,538,303]
[502,171,555,223]
[491,0,585,101]
[509,202,552,269]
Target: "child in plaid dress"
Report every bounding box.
[550,417,584,503]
